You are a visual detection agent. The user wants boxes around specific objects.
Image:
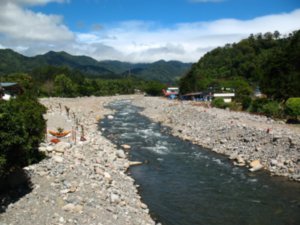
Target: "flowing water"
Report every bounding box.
[101,100,300,225]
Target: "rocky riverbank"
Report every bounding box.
[133,97,300,181]
[0,96,155,225]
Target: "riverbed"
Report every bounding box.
[101,100,300,225]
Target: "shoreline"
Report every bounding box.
[132,96,300,182]
[0,96,155,225]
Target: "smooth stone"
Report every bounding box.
[46,146,54,152]
[249,159,263,172]
[129,161,143,166]
[116,150,126,158]
[121,144,131,150]
[110,193,120,203]
[63,203,75,211]
[270,159,278,166]
[53,156,64,163]
[103,172,112,181]
[38,146,47,152]
[54,142,71,153]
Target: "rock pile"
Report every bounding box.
[0,96,155,225]
[133,97,300,181]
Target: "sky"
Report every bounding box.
[0,0,300,63]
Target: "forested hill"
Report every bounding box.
[0,49,191,83]
[179,30,300,100]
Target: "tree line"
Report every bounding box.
[0,66,167,98]
[179,30,300,118]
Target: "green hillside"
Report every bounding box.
[0,50,191,83]
[179,30,300,101]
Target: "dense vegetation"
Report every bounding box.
[0,50,191,84]
[0,67,167,97]
[0,82,46,179]
[180,30,300,118]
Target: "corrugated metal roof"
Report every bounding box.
[0,82,17,87]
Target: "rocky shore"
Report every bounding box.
[133,97,300,181]
[0,96,155,225]
[1,95,299,224]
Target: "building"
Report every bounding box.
[213,92,235,103]
[181,91,213,101]
[0,82,23,100]
[162,87,179,99]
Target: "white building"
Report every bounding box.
[213,93,235,103]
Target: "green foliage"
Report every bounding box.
[285,98,300,117]
[260,31,300,100]
[227,101,241,111]
[249,98,269,114]
[54,74,78,97]
[0,96,46,178]
[249,98,282,118]
[0,50,191,84]
[143,81,167,96]
[261,101,282,118]
[211,98,227,109]
[241,96,252,110]
[179,30,300,103]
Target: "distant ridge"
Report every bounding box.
[0,49,192,83]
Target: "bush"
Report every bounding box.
[261,101,282,118]
[285,98,300,118]
[211,98,227,109]
[249,98,282,118]
[241,96,252,110]
[144,81,167,96]
[0,96,46,178]
[227,101,241,111]
[249,98,269,114]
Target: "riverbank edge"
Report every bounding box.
[132,96,300,182]
[0,96,155,225]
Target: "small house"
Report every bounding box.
[0,82,23,100]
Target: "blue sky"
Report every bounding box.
[0,0,300,62]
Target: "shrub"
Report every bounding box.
[227,101,241,111]
[241,96,252,110]
[249,98,269,114]
[285,98,300,118]
[0,96,46,178]
[212,98,227,109]
[261,101,282,118]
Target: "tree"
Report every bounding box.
[54,74,77,97]
[260,30,300,100]
[285,98,300,119]
[0,96,46,178]
[144,81,166,96]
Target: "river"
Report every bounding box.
[100,100,300,225]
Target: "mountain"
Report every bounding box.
[0,49,192,83]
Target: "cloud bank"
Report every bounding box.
[0,1,299,62]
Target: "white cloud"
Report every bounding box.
[0,2,300,63]
[5,0,68,6]
[74,9,300,62]
[0,0,74,44]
